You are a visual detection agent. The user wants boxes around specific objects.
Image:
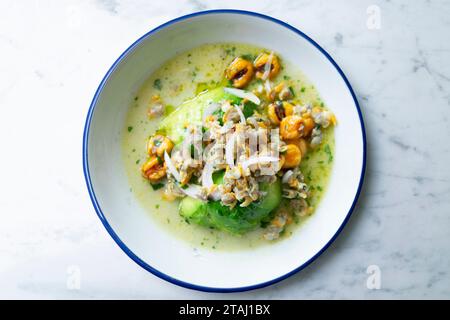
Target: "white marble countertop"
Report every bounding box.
[1,0,449,299]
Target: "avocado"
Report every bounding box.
[179,177,282,234]
[158,87,240,144]
[167,88,279,234]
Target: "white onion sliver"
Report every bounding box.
[202,102,220,122]
[182,184,204,200]
[164,151,181,182]
[208,189,222,201]
[264,80,272,94]
[282,170,294,184]
[262,52,274,80]
[223,87,260,105]
[241,156,279,170]
[219,121,234,134]
[225,134,235,167]
[235,105,246,124]
[201,162,214,188]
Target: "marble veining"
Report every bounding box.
[0,0,449,299]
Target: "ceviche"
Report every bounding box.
[123,43,336,249]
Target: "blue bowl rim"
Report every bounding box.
[82,9,367,293]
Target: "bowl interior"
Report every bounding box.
[85,12,364,290]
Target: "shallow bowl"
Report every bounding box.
[83,10,366,292]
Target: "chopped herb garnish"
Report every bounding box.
[288,86,296,97]
[241,54,255,61]
[324,144,333,163]
[135,159,140,164]
[317,186,323,191]
[301,87,306,92]
[224,46,236,56]
[243,101,257,118]
[153,78,162,90]
[156,204,160,209]
[150,183,164,190]
[189,175,199,185]
[283,75,291,80]
[156,156,163,165]
[127,126,133,132]
[134,96,139,101]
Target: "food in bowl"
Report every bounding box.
[122,43,336,249]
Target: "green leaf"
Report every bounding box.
[288,86,296,97]
[153,79,162,90]
[150,183,164,190]
[243,101,257,118]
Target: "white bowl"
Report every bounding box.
[83,10,366,292]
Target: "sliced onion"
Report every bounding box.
[208,189,222,201]
[202,102,220,122]
[235,105,246,124]
[182,184,204,200]
[201,162,214,189]
[241,155,279,170]
[257,84,264,94]
[219,121,234,134]
[262,52,274,80]
[225,134,235,167]
[224,87,260,105]
[164,151,181,182]
[293,105,302,115]
[264,79,272,94]
[282,170,294,184]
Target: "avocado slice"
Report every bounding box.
[158,87,240,144]
[179,177,282,234]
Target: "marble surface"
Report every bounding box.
[1,0,449,299]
